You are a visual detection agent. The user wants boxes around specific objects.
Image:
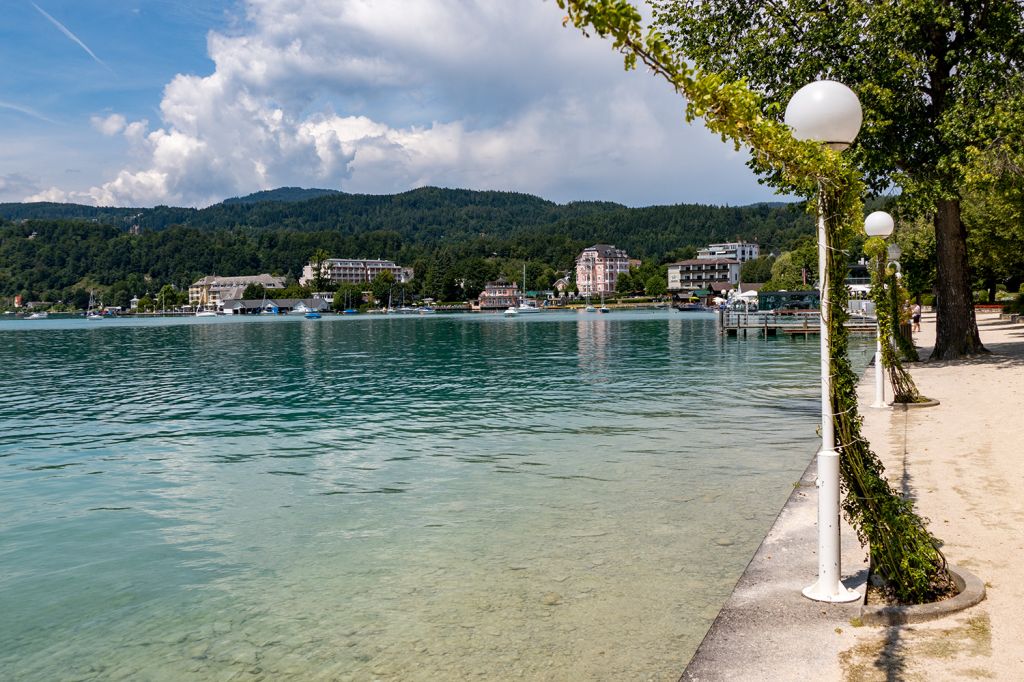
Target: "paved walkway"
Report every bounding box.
[681,311,1024,681]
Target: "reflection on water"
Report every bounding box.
[0,312,871,680]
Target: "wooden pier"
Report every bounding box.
[718,309,877,337]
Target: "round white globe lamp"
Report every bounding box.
[784,80,863,150]
[866,211,895,412]
[786,80,863,604]
[864,211,895,238]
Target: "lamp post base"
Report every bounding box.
[802,580,861,603]
[869,401,890,410]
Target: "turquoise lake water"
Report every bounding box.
[0,312,871,680]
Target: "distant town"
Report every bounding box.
[8,240,774,316]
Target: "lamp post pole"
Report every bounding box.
[785,80,862,603]
[865,211,895,410]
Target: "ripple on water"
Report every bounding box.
[0,313,870,680]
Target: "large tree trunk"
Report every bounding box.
[931,199,986,360]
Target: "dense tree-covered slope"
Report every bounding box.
[0,186,813,303]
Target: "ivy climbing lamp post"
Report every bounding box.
[784,80,863,603]
[865,211,895,409]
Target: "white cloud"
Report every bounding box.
[65,0,775,207]
[91,113,127,136]
[24,186,70,203]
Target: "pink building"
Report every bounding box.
[478,280,520,310]
[575,244,631,296]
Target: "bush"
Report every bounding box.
[1002,295,1024,314]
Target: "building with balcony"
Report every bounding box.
[575,244,630,297]
[667,258,741,294]
[299,258,413,287]
[189,274,286,309]
[477,280,520,310]
[697,241,760,263]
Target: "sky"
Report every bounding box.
[0,0,785,209]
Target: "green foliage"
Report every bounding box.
[370,271,397,305]
[651,0,1022,358]
[739,255,774,284]
[242,283,266,300]
[558,0,952,603]
[331,283,365,311]
[308,248,333,293]
[645,275,668,297]
[0,189,815,303]
[763,238,816,291]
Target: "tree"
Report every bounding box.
[654,0,1024,359]
[309,248,332,293]
[242,283,266,300]
[332,283,365,311]
[739,255,774,284]
[763,238,817,291]
[370,270,396,305]
[157,284,177,311]
[645,274,668,297]
[962,81,1024,300]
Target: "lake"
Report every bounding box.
[0,311,871,680]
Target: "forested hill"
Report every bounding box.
[0,186,814,303]
[1,186,812,253]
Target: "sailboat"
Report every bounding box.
[505,265,541,315]
[86,290,103,319]
[598,291,610,313]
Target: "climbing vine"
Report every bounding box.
[558,0,953,602]
[865,239,924,402]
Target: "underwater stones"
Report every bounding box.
[541,592,562,606]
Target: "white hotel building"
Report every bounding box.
[300,259,414,287]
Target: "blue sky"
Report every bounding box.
[0,1,783,208]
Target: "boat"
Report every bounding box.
[290,302,313,315]
[304,311,322,319]
[26,311,48,320]
[505,265,542,315]
[598,292,610,313]
[195,310,219,317]
[418,306,436,315]
[86,290,104,319]
[343,308,358,315]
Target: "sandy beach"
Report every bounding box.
[841,310,1024,680]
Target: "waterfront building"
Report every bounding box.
[300,259,413,287]
[189,274,286,309]
[667,258,741,294]
[697,241,760,262]
[575,244,630,296]
[478,279,520,310]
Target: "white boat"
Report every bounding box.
[598,292,610,313]
[584,305,596,313]
[505,265,542,315]
[86,290,104,319]
[195,310,218,317]
[26,311,48,320]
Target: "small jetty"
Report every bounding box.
[718,309,877,337]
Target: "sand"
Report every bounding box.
[840,310,1024,680]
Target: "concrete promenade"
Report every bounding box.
[681,310,1024,680]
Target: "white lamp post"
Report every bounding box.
[864,211,895,409]
[785,80,863,603]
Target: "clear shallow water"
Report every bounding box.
[0,312,871,681]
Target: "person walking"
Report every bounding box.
[912,302,922,333]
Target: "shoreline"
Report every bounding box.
[681,310,1024,680]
